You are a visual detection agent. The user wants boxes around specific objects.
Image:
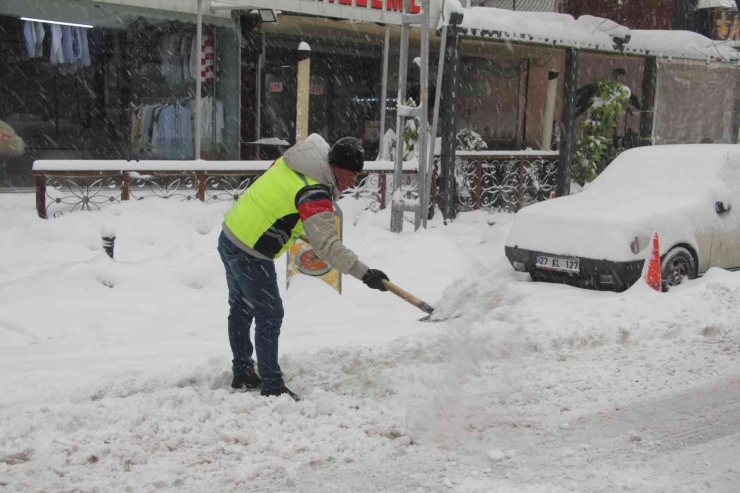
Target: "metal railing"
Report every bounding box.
[452,151,560,213]
[33,152,559,219]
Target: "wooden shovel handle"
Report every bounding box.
[297,234,435,315]
[381,280,435,315]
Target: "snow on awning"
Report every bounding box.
[696,0,737,9]
[448,8,740,63]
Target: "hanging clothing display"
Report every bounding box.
[194,96,224,143]
[130,97,224,157]
[78,27,92,67]
[22,20,46,60]
[23,20,91,67]
[23,21,35,58]
[130,99,195,159]
[159,32,198,85]
[201,33,215,82]
[34,22,45,58]
[50,24,64,65]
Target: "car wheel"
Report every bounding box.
[660,247,697,291]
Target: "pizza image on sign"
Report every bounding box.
[287,206,343,294]
[295,245,331,276]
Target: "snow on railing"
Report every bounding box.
[453,151,560,213]
[32,159,420,219]
[32,152,559,218]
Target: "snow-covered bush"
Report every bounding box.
[390,98,431,161]
[453,129,488,208]
[456,128,488,152]
[574,79,631,185]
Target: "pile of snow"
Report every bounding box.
[1,193,739,491]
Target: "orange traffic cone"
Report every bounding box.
[549,191,556,199]
[645,231,662,292]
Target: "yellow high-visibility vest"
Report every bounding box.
[224,158,321,259]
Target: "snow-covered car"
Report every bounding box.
[505,145,740,291]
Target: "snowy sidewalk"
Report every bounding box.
[0,193,738,492]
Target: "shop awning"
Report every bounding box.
[448,7,740,63]
[696,0,737,9]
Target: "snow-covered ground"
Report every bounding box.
[0,193,738,493]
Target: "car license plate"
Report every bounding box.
[536,255,580,273]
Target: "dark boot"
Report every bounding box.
[260,385,300,402]
[231,368,261,391]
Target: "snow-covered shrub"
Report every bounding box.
[456,128,488,152]
[453,129,488,209]
[390,98,431,161]
[574,79,631,185]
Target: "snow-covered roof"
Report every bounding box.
[447,8,740,63]
[697,0,737,9]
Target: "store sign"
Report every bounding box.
[220,0,440,27]
[287,208,344,294]
[269,81,283,93]
[326,0,420,14]
[309,84,324,95]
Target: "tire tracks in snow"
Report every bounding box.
[509,376,740,492]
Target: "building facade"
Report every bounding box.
[562,0,740,40]
[1,0,739,193]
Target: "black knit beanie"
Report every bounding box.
[329,137,365,173]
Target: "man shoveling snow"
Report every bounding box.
[217,135,390,401]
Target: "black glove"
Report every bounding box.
[362,269,389,291]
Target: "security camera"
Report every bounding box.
[611,33,631,51]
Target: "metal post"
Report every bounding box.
[424,23,448,225]
[102,225,116,260]
[212,29,218,156]
[378,24,390,160]
[256,31,265,143]
[236,13,243,156]
[556,48,579,199]
[439,27,462,222]
[733,80,740,144]
[390,10,410,233]
[195,0,203,160]
[296,42,311,143]
[35,174,46,219]
[416,0,429,231]
[639,57,658,147]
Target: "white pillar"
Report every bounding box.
[542,70,559,151]
[377,24,390,160]
[296,42,311,143]
[195,0,203,159]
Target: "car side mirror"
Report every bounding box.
[716,201,732,214]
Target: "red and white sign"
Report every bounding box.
[220,0,439,27]
[327,0,420,14]
[269,81,283,93]
[309,84,324,95]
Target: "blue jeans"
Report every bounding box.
[217,232,284,392]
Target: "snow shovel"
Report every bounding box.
[297,234,435,318]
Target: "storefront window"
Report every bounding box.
[260,40,384,159]
[458,57,522,150]
[655,60,738,145]
[0,0,239,189]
